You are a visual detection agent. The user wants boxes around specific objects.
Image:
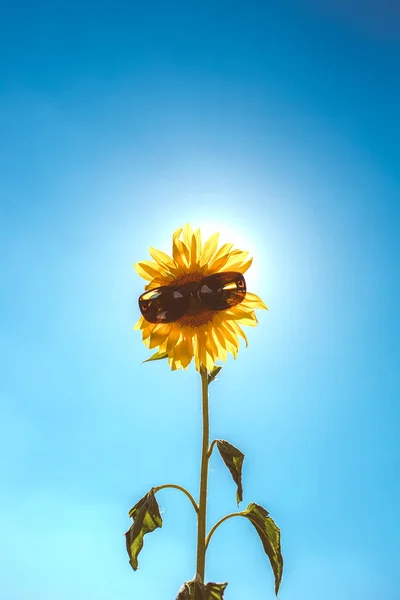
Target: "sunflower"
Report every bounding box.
[133,224,267,371]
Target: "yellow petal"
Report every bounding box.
[166,325,182,353]
[207,245,235,273]
[139,318,153,331]
[211,242,235,263]
[148,325,173,349]
[213,325,227,350]
[174,238,190,268]
[172,228,187,268]
[182,223,194,254]
[157,339,168,353]
[220,323,239,351]
[206,328,219,359]
[190,233,198,267]
[227,320,249,347]
[208,328,228,362]
[219,255,253,274]
[214,325,238,358]
[172,227,183,240]
[133,316,145,330]
[199,232,219,267]
[204,332,215,361]
[217,248,245,262]
[142,323,158,341]
[224,305,258,327]
[234,315,258,327]
[236,257,254,274]
[193,337,201,371]
[134,260,165,281]
[169,357,181,371]
[205,351,215,371]
[148,247,177,272]
[173,334,194,368]
[144,277,174,290]
[224,305,256,319]
[194,228,202,263]
[195,326,208,368]
[244,292,268,310]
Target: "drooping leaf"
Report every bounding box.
[141,351,169,364]
[176,580,228,599]
[125,488,162,570]
[216,439,244,505]
[242,503,283,595]
[207,365,222,384]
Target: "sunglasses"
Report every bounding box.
[138,271,246,324]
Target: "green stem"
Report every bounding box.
[195,365,210,582]
[154,484,199,514]
[205,511,246,551]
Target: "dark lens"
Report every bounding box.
[198,272,246,310]
[139,287,189,323]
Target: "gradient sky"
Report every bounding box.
[0,1,399,599]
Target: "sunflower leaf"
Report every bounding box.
[242,503,283,595]
[216,440,244,505]
[176,580,228,599]
[125,488,162,570]
[141,351,169,364]
[208,365,222,384]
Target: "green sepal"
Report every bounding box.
[216,440,244,505]
[207,365,222,384]
[125,488,162,570]
[141,351,169,364]
[242,503,283,595]
[176,580,228,599]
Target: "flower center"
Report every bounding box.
[178,309,216,327]
[173,270,204,285]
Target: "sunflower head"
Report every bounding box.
[133,224,267,371]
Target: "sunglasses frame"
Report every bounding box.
[138,271,246,324]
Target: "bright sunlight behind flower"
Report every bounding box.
[133,224,267,371]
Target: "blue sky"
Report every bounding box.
[0,1,399,599]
